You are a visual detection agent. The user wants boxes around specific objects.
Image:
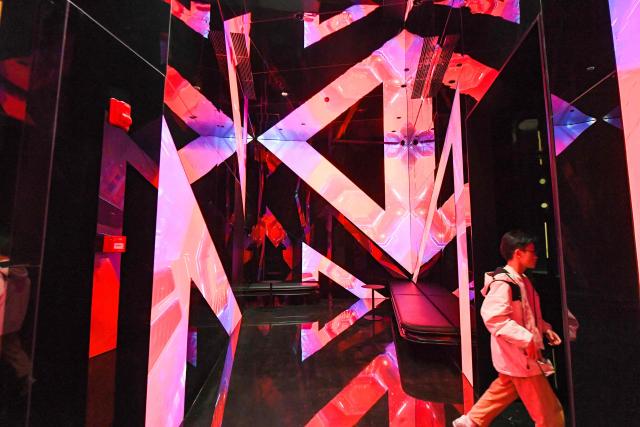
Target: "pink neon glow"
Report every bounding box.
[259,31,437,273]
[165,0,211,38]
[442,54,499,102]
[450,89,473,387]
[303,5,379,48]
[223,13,251,213]
[305,343,446,426]
[178,136,236,183]
[609,0,640,287]
[164,66,235,137]
[145,119,241,427]
[165,66,250,183]
[551,94,596,156]
[302,243,384,300]
[434,0,521,23]
[300,298,383,361]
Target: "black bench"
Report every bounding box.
[233,281,319,296]
[390,281,470,345]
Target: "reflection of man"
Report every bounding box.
[1,262,32,395]
[453,230,564,427]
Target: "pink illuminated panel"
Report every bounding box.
[302,243,384,300]
[303,5,379,48]
[443,54,498,102]
[223,13,251,212]
[450,89,473,387]
[178,136,236,184]
[609,0,640,286]
[164,66,234,137]
[301,298,383,361]
[164,65,249,184]
[145,120,241,427]
[433,0,520,23]
[165,0,210,38]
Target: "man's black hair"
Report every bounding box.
[499,230,535,261]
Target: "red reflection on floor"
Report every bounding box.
[301,298,383,361]
[211,324,241,427]
[305,344,446,426]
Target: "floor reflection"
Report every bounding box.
[189,298,464,426]
[301,298,383,361]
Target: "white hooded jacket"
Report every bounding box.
[480,265,551,377]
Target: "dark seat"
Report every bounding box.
[390,281,465,345]
[233,281,319,296]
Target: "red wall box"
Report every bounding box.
[99,235,127,253]
[108,98,132,131]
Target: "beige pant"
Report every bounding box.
[467,373,564,427]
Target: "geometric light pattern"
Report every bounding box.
[433,0,521,23]
[145,119,241,427]
[302,243,384,300]
[413,186,471,279]
[165,0,211,38]
[164,66,251,184]
[551,94,596,156]
[304,343,446,426]
[164,66,234,137]
[178,135,237,184]
[259,31,437,274]
[301,298,383,361]
[303,4,379,48]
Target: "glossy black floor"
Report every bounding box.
[183,296,536,427]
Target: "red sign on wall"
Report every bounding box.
[100,235,127,253]
[108,98,132,131]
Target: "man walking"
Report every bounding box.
[453,230,564,427]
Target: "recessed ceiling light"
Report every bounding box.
[281,91,288,97]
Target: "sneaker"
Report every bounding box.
[452,414,477,427]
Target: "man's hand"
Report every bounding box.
[545,329,562,346]
[525,339,539,360]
